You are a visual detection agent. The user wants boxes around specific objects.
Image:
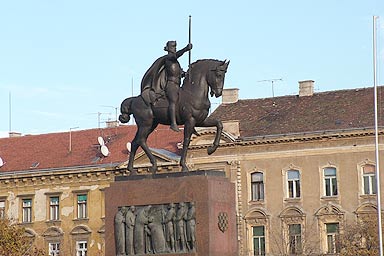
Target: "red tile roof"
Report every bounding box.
[0,125,183,173]
[209,86,384,138]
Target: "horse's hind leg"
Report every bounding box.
[127,139,139,175]
[135,123,159,174]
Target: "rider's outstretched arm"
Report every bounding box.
[176,43,193,58]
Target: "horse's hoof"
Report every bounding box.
[207,146,216,155]
[181,166,189,172]
[128,169,137,176]
[149,166,157,174]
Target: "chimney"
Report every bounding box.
[299,80,314,97]
[223,120,240,138]
[222,88,239,104]
[106,120,119,128]
[9,132,22,138]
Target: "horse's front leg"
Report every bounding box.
[127,140,139,175]
[198,118,223,155]
[180,119,196,172]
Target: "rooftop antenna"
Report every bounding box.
[69,127,79,153]
[88,112,110,128]
[8,92,11,134]
[100,105,118,122]
[257,78,283,97]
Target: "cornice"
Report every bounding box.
[189,128,381,150]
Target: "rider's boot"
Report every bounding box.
[169,104,180,132]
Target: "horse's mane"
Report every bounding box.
[182,59,223,88]
[189,59,222,68]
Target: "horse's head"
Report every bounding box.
[207,60,230,97]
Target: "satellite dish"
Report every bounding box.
[101,145,109,157]
[98,136,105,146]
[0,157,3,167]
[126,142,131,152]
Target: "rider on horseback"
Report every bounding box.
[141,41,192,132]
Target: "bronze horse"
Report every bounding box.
[119,59,229,174]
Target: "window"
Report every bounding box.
[324,167,338,196]
[288,224,302,254]
[363,165,376,195]
[22,199,32,223]
[49,197,59,221]
[287,170,301,198]
[252,226,265,255]
[326,223,339,254]
[251,172,264,201]
[0,200,5,219]
[49,242,60,256]
[77,194,87,219]
[76,241,87,256]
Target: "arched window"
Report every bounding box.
[251,172,264,201]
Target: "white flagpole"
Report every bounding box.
[373,15,383,256]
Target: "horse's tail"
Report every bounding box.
[118,97,134,123]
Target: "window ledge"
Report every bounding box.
[45,220,61,224]
[320,196,339,201]
[284,198,302,203]
[19,222,33,226]
[359,194,376,199]
[73,218,89,222]
[248,200,265,205]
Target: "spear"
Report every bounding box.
[188,15,192,84]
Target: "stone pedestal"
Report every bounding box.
[105,170,238,256]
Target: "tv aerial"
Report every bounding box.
[257,78,283,97]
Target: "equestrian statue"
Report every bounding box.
[119,40,229,174]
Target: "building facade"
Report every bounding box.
[0,125,183,255]
[191,82,384,255]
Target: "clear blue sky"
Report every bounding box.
[0,0,383,137]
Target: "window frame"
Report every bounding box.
[362,164,376,195]
[288,223,302,255]
[287,170,301,199]
[323,167,338,197]
[0,198,6,219]
[251,171,265,202]
[76,240,88,256]
[22,198,33,223]
[49,196,60,221]
[325,223,340,254]
[252,225,266,255]
[76,194,88,219]
[48,242,60,256]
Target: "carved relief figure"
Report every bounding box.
[114,207,127,256]
[134,205,152,254]
[175,202,188,252]
[164,203,176,252]
[125,206,136,255]
[147,216,167,253]
[186,202,196,251]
